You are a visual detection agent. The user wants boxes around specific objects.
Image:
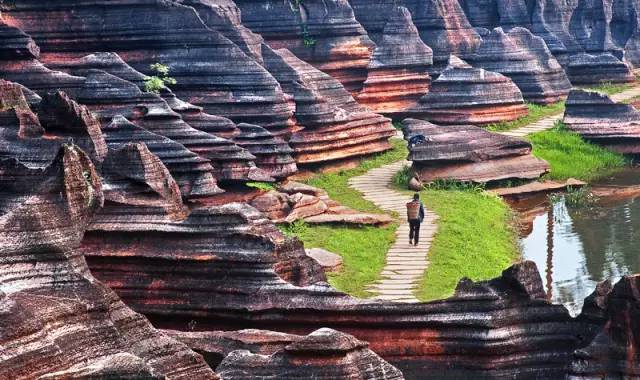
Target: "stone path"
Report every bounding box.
[348,159,438,303]
[501,85,640,138]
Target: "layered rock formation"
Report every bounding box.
[0,144,217,379]
[406,56,529,125]
[568,276,640,378]
[403,118,550,183]
[248,180,392,225]
[469,27,571,104]
[233,0,376,94]
[2,0,299,137]
[356,6,433,116]
[217,328,405,379]
[563,89,640,154]
[349,0,482,74]
[261,46,395,167]
[566,52,635,84]
[234,123,297,180]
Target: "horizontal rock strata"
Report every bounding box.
[2,0,298,137]
[563,89,640,154]
[405,56,529,125]
[469,27,571,104]
[0,144,217,380]
[403,118,550,183]
[356,6,433,115]
[234,123,298,180]
[262,46,395,166]
[566,52,635,85]
[234,0,376,94]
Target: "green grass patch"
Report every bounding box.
[280,139,408,297]
[415,189,519,301]
[529,122,627,181]
[246,182,277,191]
[280,221,397,297]
[486,101,565,132]
[583,81,633,95]
[305,138,408,213]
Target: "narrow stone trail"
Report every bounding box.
[348,159,438,303]
[348,85,640,303]
[501,85,640,138]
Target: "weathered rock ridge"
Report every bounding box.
[0,144,217,379]
[403,118,550,183]
[563,89,640,154]
[406,56,529,126]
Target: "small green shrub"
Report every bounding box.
[549,186,597,208]
[392,165,412,189]
[424,179,486,192]
[246,182,277,191]
[144,63,177,94]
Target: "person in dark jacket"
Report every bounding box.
[406,193,425,246]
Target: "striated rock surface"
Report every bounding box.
[0,145,217,380]
[405,56,529,126]
[356,6,433,116]
[0,20,85,97]
[2,0,298,137]
[563,89,640,154]
[404,118,550,183]
[217,328,405,380]
[234,0,376,94]
[78,70,273,187]
[568,276,640,378]
[101,115,222,199]
[566,52,635,84]
[262,46,395,167]
[469,27,571,104]
[350,0,482,75]
[234,123,298,180]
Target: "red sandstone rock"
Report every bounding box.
[0,145,217,379]
[2,0,298,137]
[262,46,395,166]
[405,56,529,126]
[350,0,482,75]
[563,89,640,154]
[403,118,549,183]
[468,27,571,104]
[217,328,405,379]
[234,0,376,94]
[234,123,298,180]
[356,6,433,116]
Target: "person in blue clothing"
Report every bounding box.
[406,193,425,246]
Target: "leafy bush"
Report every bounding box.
[246,182,277,191]
[144,63,177,94]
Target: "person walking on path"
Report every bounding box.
[406,193,425,246]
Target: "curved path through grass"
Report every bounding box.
[349,160,438,302]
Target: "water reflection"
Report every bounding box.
[517,169,640,315]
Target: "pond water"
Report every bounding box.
[515,168,640,315]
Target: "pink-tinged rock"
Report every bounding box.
[262,46,395,167]
[234,123,298,179]
[403,118,549,183]
[468,27,571,104]
[216,328,404,379]
[405,56,529,126]
[0,145,217,379]
[566,53,635,85]
[2,0,298,137]
[306,248,344,272]
[356,6,433,116]
[563,89,640,154]
[234,0,376,94]
[350,0,482,75]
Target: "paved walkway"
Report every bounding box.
[348,159,438,303]
[501,85,640,138]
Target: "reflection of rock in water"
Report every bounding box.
[569,198,640,282]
